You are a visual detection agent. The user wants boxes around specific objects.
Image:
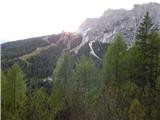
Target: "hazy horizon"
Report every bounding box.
[0,0,159,42]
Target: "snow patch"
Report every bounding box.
[89,41,101,60]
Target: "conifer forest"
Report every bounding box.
[1,12,160,120]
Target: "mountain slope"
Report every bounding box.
[1,2,160,79]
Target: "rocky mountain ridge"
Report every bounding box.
[78,2,160,46]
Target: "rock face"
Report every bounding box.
[78,2,160,49]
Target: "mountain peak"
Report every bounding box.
[78,2,160,45]
[133,2,160,9]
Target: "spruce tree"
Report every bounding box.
[135,12,160,89]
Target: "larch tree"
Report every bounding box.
[70,56,97,120]
[102,33,127,85]
[1,64,26,119]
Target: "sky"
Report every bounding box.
[0,0,160,41]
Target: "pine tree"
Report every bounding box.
[135,12,160,89]
[134,12,160,119]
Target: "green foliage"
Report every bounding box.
[150,77,160,120]
[128,99,145,120]
[74,56,98,98]
[102,33,127,85]
[1,64,26,120]
[53,52,73,84]
[69,56,98,120]
[25,88,51,120]
[2,64,26,110]
[127,45,143,84]
[1,38,66,79]
[53,51,74,99]
[135,12,160,89]
[1,37,49,59]
[1,12,160,120]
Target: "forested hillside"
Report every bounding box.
[1,33,82,79]
[1,12,160,120]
